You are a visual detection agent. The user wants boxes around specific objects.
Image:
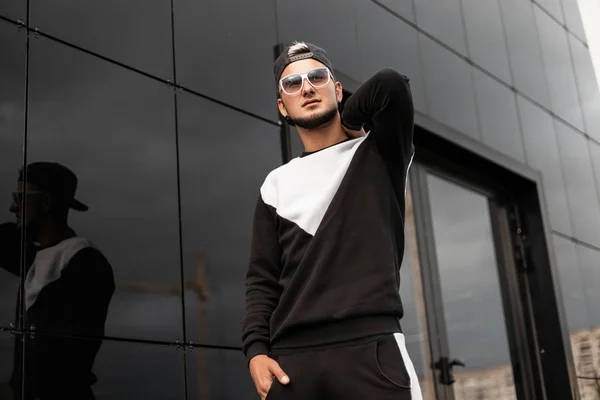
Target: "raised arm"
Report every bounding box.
[341,68,414,162]
[242,194,284,361]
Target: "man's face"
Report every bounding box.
[277,58,343,130]
[9,182,48,230]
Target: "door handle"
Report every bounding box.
[448,358,466,368]
[433,357,466,385]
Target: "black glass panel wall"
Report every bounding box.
[535,4,585,132]
[0,328,15,399]
[419,33,479,139]
[0,19,25,331]
[0,0,24,21]
[562,0,586,42]
[535,0,564,24]
[174,0,279,121]
[29,0,173,79]
[472,67,524,162]
[354,0,427,113]
[569,34,600,143]
[276,0,362,83]
[500,0,552,110]
[461,0,512,84]
[414,0,468,56]
[91,338,185,399]
[374,0,415,22]
[20,334,185,399]
[186,347,256,400]
[517,96,573,236]
[554,121,600,249]
[24,33,184,344]
[178,92,281,348]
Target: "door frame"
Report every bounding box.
[407,119,577,399]
[409,161,540,399]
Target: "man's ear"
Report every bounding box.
[335,81,343,103]
[277,97,288,118]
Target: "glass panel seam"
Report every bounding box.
[170,0,189,397]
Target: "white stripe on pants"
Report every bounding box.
[393,333,424,400]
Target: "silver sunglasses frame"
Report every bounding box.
[279,67,332,95]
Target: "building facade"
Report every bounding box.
[0,0,598,399]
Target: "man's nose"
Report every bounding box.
[9,201,17,213]
[301,77,315,95]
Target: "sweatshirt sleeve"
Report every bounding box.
[0,222,22,276]
[341,68,414,163]
[242,194,283,361]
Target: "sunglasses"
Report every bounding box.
[279,67,332,95]
[11,191,47,205]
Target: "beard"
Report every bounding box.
[288,104,338,130]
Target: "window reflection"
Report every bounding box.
[419,34,479,139]
[461,0,511,83]
[186,347,255,400]
[26,35,183,342]
[30,0,173,79]
[414,0,468,55]
[554,121,600,249]
[0,0,25,21]
[553,235,600,399]
[427,174,517,400]
[85,338,185,399]
[0,329,14,399]
[276,0,362,82]
[354,0,426,112]
[499,0,552,109]
[174,0,278,120]
[177,92,281,347]
[535,6,585,132]
[1,162,114,399]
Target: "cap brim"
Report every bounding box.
[70,199,88,212]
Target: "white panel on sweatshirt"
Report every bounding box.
[25,236,95,310]
[261,135,368,236]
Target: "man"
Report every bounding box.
[0,162,115,400]
[242,42,422,399]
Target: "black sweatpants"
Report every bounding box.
[266,333,422,400]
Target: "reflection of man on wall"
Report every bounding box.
[0,162,115,400]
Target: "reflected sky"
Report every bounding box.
[427,175,515,373]
[30,0,173,79]
[0,20,25,325]
[92,339,185,400]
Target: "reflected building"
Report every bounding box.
[571,327,600,400]
[418,327,600,400]
[453,365,517,400]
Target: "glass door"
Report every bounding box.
[403,164,533,400]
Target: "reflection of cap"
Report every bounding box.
[19,162,88,212]
[274,42,334,83]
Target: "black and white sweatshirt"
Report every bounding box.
[0,222,115,397]
[242,69,414,360]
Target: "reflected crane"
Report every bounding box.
[115,250,211,399]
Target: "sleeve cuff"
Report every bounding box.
[246,341,270,363]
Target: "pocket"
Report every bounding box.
[265,380,279,400]
[374,334,411,389]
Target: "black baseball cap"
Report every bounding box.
[274,42,335,83]
[18,162,88,212]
